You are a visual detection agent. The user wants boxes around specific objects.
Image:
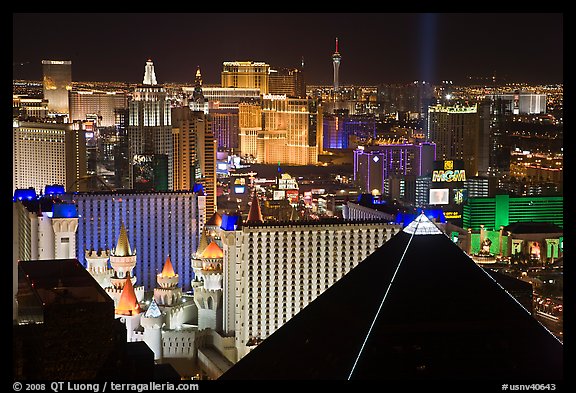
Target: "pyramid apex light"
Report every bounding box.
[402,212,443,235]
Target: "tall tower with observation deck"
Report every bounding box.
[332,38,342,93]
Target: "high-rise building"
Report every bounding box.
[172,107,217,216]
[127,60,173,190]
[210,108,239,150]
[219,210,403,360]
[464,176,490,198]
[68,189,206,291]
[322,113,346,149]
[332,38,342,92]
[415,174,433,207]
[269,67,305,98]
[238,102,262,159]
[189,67,209,114]
[257,95,319,165]
[69,90,128,127]
[221,61,270,94]
[462,194,563,231]
[427,104,486,177]
[492,92,547,115]
[353,141,436,195]
[13,120,87,193]
[113,108,130,189]
[13,95,49,119]
[42,60,72,116]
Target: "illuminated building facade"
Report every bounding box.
[427,104,487,176]
[221,61,270,94]
[42,60,72,116]
[172,107,217,216]
[218,208,402,360]
[456,222,563,266]
[462,194,563,231]
[13,120,87,193]
[238,102,262,159]
[189,67,209,114]
[428,159,468,225]
[322,113,346,149]
[127,60,173,190]
[69,189,206,291]
[184,87,260,110]
[210,108,239,150]
[353,141,436,195]
[69,90,128,127]
[269,67,305,98]
[258,95,319,165]
[492,92,547,115]
[13,95,49,119]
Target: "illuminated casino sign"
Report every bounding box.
[431,160,466,183]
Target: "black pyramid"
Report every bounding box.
[220,213,563,380]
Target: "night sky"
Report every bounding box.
[13,13,563,85]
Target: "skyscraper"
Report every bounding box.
[127,59,173,190]
[332,38,342,93]
[69,90,128,127]
[13,120,87,192]
[257,95,319,165]
[189,67,209,114]
[353,141,436,195]
[427,104,482,176]
[238,102,262,159]
[172,107,217,216]
[42,60,72,116]
[268,67,306,98]
[221,61,270,94]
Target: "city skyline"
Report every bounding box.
[13,13,563,85]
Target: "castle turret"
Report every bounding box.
[115,277,142,341]
[106,222,144,305]
[141,299,164,360]
[154,255,182,306]
[194,240,224,331]
[85,248,112,289]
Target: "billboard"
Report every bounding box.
[431,160,466,185]
[429,188,449,205]
[273,190,286,200]
[286,190,299,204]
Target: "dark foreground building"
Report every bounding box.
[220,214,563,381]
[13,259,179,380]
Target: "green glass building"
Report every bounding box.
[463,194,563,230]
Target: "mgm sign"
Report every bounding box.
[432,160,466,183]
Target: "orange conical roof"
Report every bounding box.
[161,255,176,277]
[116,277,140,316]
[207,211,223,227]
[247,192,263,224]
[114,222,133,257]
[202,240,223,259]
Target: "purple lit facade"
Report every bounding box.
[354,142,436,194]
